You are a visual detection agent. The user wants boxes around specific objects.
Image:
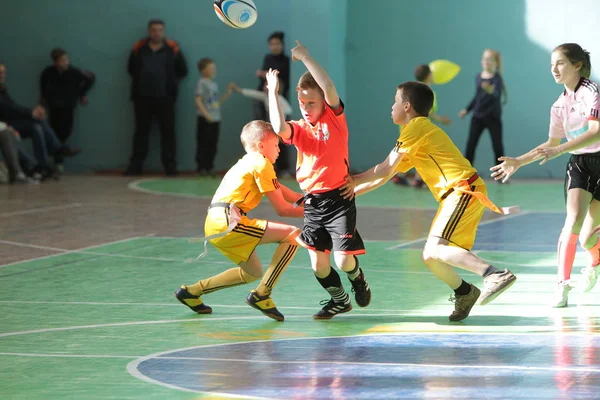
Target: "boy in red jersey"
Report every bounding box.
[267,41,371,319]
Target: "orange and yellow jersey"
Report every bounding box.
[211,152,279,214]
[394,117,477,202]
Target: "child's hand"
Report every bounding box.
[438,115,452,125]
[256,70,267,79]
[339,175,356,200]
[291,40,309,62]
[228,82,240,93]
[266,69,280,93]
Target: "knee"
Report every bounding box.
[281,227,301,244]
[422,245,442,265]
[334,253,355,270]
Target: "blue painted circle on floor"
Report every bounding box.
[135,333,600,399]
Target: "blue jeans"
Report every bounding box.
[5,119,62,168]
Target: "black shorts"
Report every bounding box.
[298,189,366,255]
[565,152,600,201]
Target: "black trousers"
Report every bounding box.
[464,115,504,167]
[48,107,75,163]
[128,97,176,173]
[196,116,220,171]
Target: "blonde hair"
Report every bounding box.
[240,120,277,151]
[484,48,503,74]
[296,71,324,96]
[484,48,508,104]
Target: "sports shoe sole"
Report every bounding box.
[245,298,284,322]
[479,276,517,306]
[313,304,353,320]
[173,292,212,314]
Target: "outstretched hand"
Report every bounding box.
[490,156,520,183]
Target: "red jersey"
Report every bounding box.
[286,103,350,193]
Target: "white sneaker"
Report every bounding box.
[580,266,599,292]
[551,281,573,308]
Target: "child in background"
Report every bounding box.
[195,58,232,176]
[460,49,507,176]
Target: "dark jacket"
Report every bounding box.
[127,38,188,101]
[40,66,95,109]
[0,85,33,121]
[259,53,290,98]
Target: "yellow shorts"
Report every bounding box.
[204,207,267,264]
[429,179,486,250]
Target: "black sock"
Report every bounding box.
[454,280,471,296]
[482,265,500,278]
[316,268,349,304]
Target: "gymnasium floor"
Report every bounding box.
[0,176,599,399]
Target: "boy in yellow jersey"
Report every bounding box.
[174,120,304,321]
[351,82,518,321]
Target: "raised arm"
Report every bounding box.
[290,41,339,108]
[266,69,292,140]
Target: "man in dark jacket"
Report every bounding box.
[40,48,95,168]
[0,64,80,179]
[124,19,188,176]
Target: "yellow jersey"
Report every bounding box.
[211,152,279,213]
[394,117,476,201]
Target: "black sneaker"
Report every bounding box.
[449,284,481,321]
[313,298,352,320]
[245,290,284,321]
[174,286,212,314]
[349,270,371,307]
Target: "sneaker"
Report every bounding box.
[479,269,517,305]
[552,281,573,308]
[349,270,371,307]
[580,266,599,292]
[313,298,352,320]
[174,286,212,314]
[245,290,284,321]
[449,284,481,321]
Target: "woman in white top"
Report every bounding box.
[491,43,600,307]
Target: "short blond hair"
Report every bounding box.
[240,120,277,151]
[297,71,324,96]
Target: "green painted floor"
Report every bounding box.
[2,179,599,399]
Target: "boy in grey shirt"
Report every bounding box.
[195,58,232,175]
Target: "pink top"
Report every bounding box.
[549,78,600,155]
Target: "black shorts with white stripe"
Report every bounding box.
[565,151,600,201]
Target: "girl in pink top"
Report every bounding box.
[491,43,600,307]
